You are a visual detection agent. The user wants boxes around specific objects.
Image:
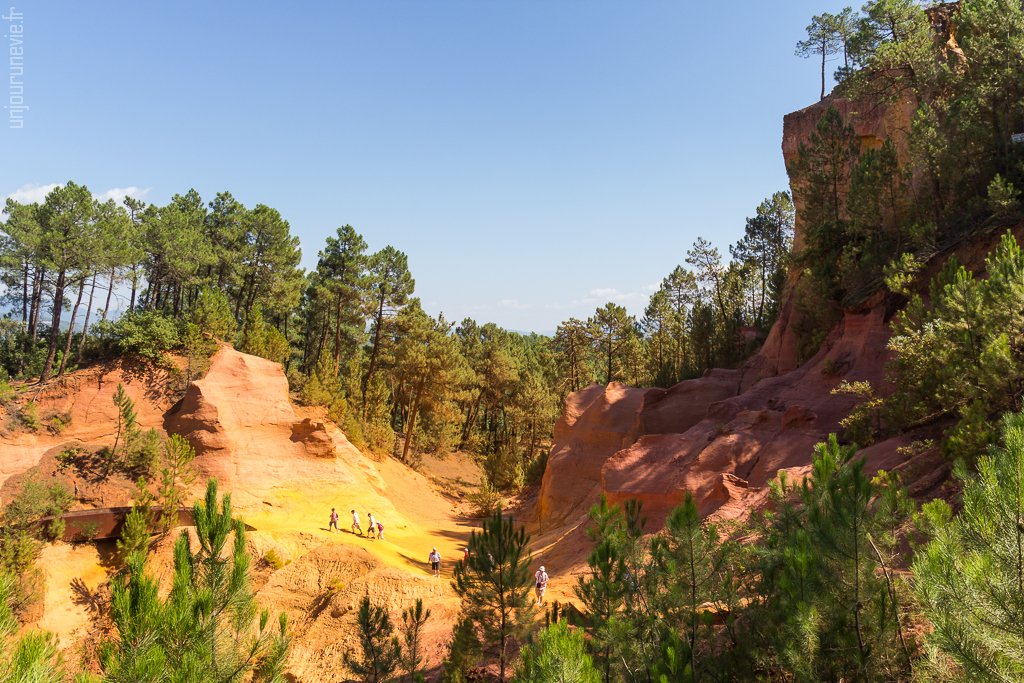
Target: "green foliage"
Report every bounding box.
[112,311,181,365]
[401,598,432,683]
[479,447,521,492]
[439,616,482,683]
[129,428,163,472]
[467,481,501,518]
[452,505,534,682]
[988,174,1021,217]
[156,434,197,533]
[116,478,155,562]
[2,469,74,533]
[0,377,14,404]
[511,621,599,683]
[108,382,141,477]
[19,400,41,431]
[264,549,286,571]
[524,449,548,485]
[0,570,71,682]
[741,436,916,682]
[853,233,1024,462]
[914,410,1024,681]
[343,595,402,683]
[237,306,289,365]
[189,285,235,341]
[99,479,291,683]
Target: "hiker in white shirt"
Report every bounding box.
[429,548,441,577]
[535,566,549,606]
[351,509,362,535]
[367,512,376,539]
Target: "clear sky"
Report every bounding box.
[3,0,848,334]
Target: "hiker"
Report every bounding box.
[367,512,376,539]
[535,566,549,606]
[429,548,442,577]
[351,509,362,535]
[463,547,470,563]
[329,508,339,533]
[376,519,386,541]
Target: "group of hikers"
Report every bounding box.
[329,507,386,540]
[326,507,551,605]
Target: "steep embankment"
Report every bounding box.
[528,84,1024,597]
[0,346,477,682]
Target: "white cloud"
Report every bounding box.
[642,282,660,292]
[94,186,151,205]
[5,183,60,204]
[500,299,530,309]
[4,184,151,207]
[590,287,618,298]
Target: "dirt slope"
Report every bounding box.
[0,347,482,681]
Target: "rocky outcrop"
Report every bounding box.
[538,382,646,527]
[168,346,363,503]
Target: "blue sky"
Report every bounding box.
[3,0,846,333]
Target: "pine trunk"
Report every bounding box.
[77,274,98,363]
[58,276,87,376]
[39,268,67,382]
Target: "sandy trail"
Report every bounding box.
[243,453,480,582]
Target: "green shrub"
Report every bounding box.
[467,480,501,517]
[3,469,75,531]
[480,447,520,491]
[45,517,65,541]
[0,377,14,403]
[113,311,181,365]
[129,428,163,473]
[47,411,71,435]
[265,549,286,571]
[988,173,1021,217]
[55,446,81,473]
[189,286,235,341]
[525,449,548,485]
[20,400,41,431]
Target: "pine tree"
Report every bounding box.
[344,595,402,683]
[156,434,197,533]
[116,477,156,562]
[574,495,628,683]
[100,479,290,683]
[655,492,732,681]
[439,616,482,683]
[452,506,535,682]
[400,598,431,683]
[795,12,841,100]
[914,410,1024,682]
[164,479,290,681]
[588,303,635,385]
[0,570,68,682]
[510,621,599,683]
[108,382,141,477]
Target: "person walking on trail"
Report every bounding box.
[367,512,376,539]
[329,508,339,533]
[535,566,549,606]
[351,509,362,535]
[376,520,386,541]
[429,548,441,577]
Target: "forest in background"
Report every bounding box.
[0,176,792,481]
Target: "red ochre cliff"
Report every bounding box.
[534,76,1021,542]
